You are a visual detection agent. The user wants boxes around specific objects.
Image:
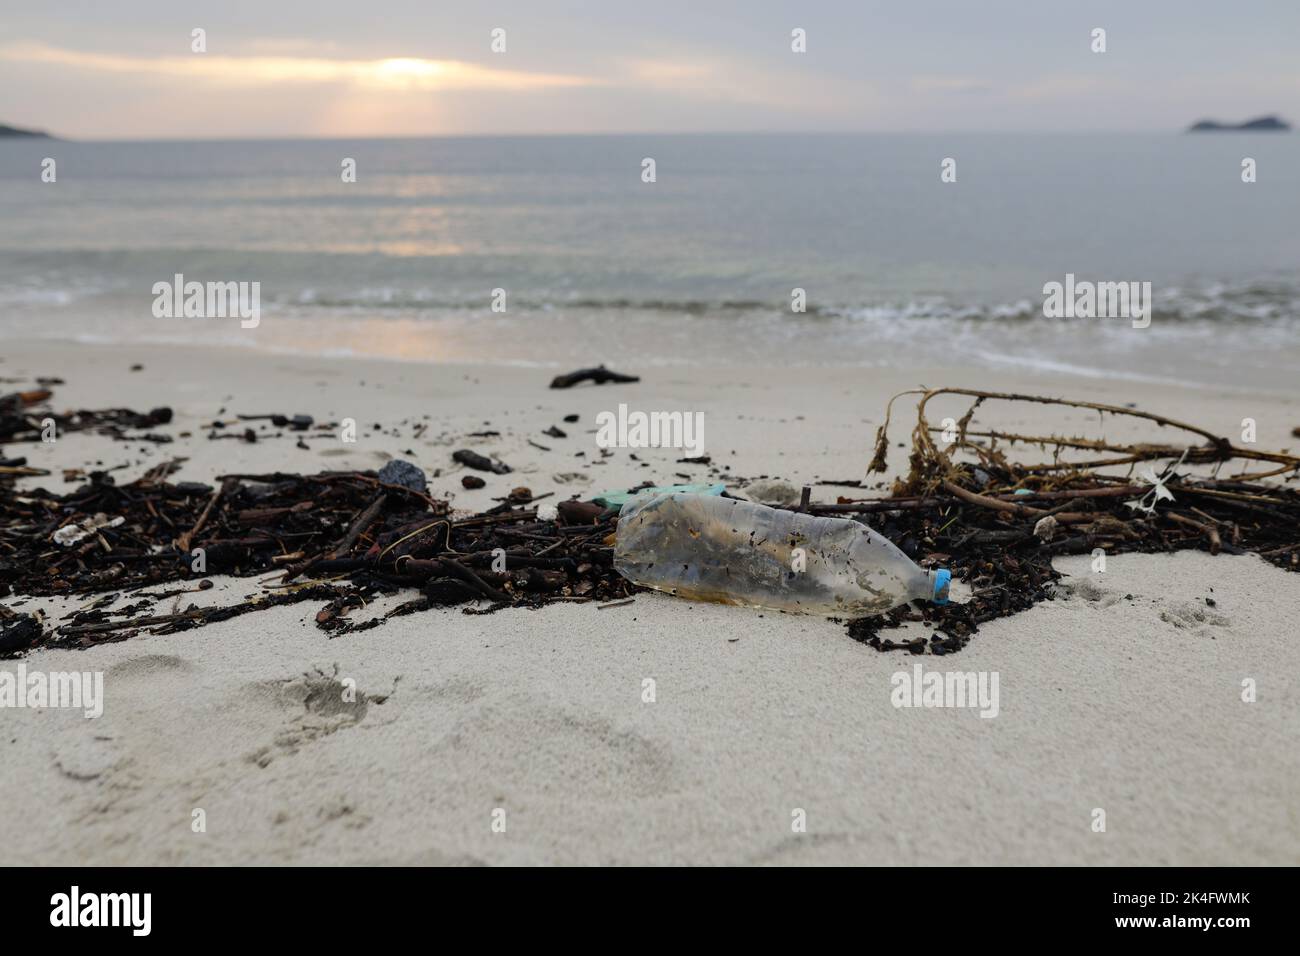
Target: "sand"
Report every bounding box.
[1,339,1297,865]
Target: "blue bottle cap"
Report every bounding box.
[932,569,952,605]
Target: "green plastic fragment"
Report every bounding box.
[593,482,725,509]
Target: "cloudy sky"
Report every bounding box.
[2,0,1297,139]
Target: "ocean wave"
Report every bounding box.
[253,281,1300,325]
[4,275,1298,327]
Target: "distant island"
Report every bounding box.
[0,122,52,138]
[1188,115,1291,132]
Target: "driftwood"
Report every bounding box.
[548,366,639,389]
[452,449,512,474]
[869,387,1300,488]
[826,386,1300,652]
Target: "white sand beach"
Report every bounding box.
[2,339,1297,865]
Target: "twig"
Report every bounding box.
[1163,512,1222,555]
[176,478,230,552]
[328,493,387,560]
[597,599,637,610]
[390,555,511,601]
[941,480,1045,517]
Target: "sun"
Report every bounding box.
[370,58,445,89]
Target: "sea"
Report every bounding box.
[2,133,1298,390]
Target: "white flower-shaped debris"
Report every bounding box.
[1126,465,1177,515]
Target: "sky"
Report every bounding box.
[1,0,1298,139]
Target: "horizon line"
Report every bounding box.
[4,127,1262,145]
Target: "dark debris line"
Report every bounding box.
[2,385,1298,657]
[0,463,637,655]
[831,475,1299,653]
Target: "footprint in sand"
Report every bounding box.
[1059,577,1125,609]
[241,666,390,769]
[1159,600,1231,632]
[105,653,193,680]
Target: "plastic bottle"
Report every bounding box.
[614,492,950,616]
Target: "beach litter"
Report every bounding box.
[592,481,723,509]
[52,513,125,547]
[839,386,1300,651]
[1,385,1297,657]
[742,478,802,506]
[614,492,950,615]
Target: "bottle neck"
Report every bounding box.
[927,569,952,605]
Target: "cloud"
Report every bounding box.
[0,41,596,92]
[241,38,344,56]
[1006,73,1110,102]
[909,75,993,95]
[611,53,874,115]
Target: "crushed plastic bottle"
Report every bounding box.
[614,492,950,616]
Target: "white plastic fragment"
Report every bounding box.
[53,514,124,547]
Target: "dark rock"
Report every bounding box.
[461,475,486,489]
[377,459,427,493]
